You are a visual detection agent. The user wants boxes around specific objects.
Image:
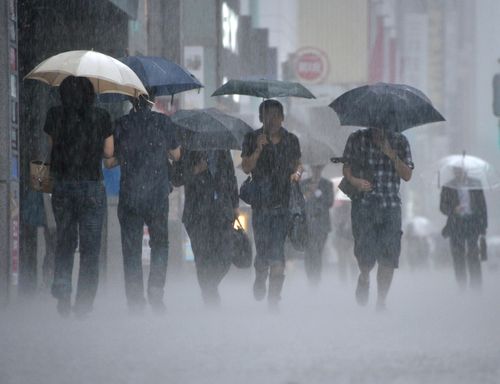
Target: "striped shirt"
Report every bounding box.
[343,129,414,207]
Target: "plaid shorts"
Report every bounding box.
[351,201,402,269]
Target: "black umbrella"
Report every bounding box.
[212,79,315,99]
[329,82,445,131]
[171,108,253,150]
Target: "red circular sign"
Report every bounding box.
[294,48,329,83]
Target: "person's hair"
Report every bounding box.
[259,99,284,118]
[59,76,95,109]
[129,88,155,111]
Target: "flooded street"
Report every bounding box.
[2,264,499,384]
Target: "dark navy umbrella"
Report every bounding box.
[99,56,203,102]
[329,82,445,131]
[171,108,253,150]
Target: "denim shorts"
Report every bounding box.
[351,202,402,269]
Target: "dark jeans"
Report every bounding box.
[351,202,402,270]
[118,202,170,306]
[252,207,289,266]
[185,219,233,303]
[51,181,106,309]
[449,217,482,289]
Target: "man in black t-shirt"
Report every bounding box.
[105,94,180,314]
[241,100,302,310]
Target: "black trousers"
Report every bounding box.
[449,218,482,289]
[118,202,169,305]
[185,219,232,303]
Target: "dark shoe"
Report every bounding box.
[56,297,71,318]
[355,275,369,306]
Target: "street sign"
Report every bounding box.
[293,47,329,84]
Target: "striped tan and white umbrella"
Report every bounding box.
[25,50,148,98]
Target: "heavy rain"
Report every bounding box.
[1,1,500,383]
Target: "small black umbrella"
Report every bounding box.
[171,108,253,150]
[212,79,315,99]
[329,82,445,131]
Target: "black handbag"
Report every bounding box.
[338,159,374,200]
[231,218,253,268]
[239,176,258,205]
[287,182,309,251]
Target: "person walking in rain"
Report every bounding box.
[171,149,239,307]
[105,92,180,314]
[300,164,334,285]
[241,99,302,310]
[440,167,487,290]
[342,126,413,310]
[44,76,113,318]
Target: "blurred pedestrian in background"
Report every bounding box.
[300,164,334,285]
[440,167,487,290]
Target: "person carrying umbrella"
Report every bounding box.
[170,147,239,307]
[300,164,334,285]
[104,90,180,315]
[342,121,413,311]
[440,166,487,290]
[44,76,114,318]
[331,83,444,310]
[241,99,302,311]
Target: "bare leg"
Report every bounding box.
[376,265,394,310]
[355,264,371,306]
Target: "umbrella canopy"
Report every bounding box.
[106,56,203,101]
[212,79,315,99]
[438,154,500,190]
[171,108,253,150]
[329,82,445,132]
[25,50,148,97]
[297,134,337,166]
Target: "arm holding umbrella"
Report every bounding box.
[373,131,412,181]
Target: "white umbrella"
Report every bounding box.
[25,50,148,97]
[438,154,500,190]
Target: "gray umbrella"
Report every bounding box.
[171,108,253,150]
[329,82,445,131]
[297,134,337,166]
[212,79,315,99]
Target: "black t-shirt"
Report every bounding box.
[241,127,301,208]
[114,109,179,211]
[44,105,113,181]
